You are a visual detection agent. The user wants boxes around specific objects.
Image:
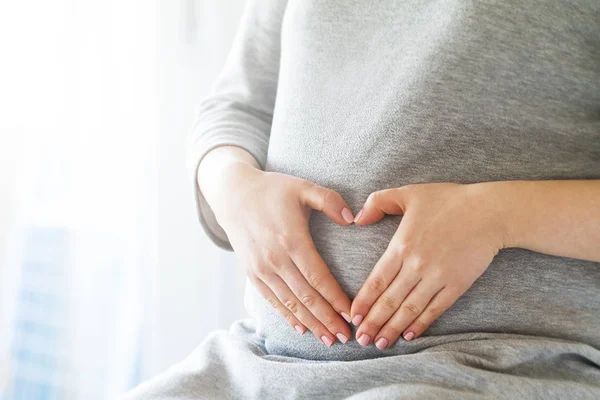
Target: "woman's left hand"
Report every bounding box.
[350,182,508,349]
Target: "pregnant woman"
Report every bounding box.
[125,1,600,398]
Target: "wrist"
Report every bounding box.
[468,180,522,250]
[197,146,262,202]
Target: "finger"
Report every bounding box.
[350,239,404,327]
[301,182,355,225]
[373,279,444,350]
[250,275,307,336]
[290,235,353,322]
[354,264,421,346]
[278,257,352,343]
[261,272,338,347]
[401,286,465,342]
[354,187,409,226]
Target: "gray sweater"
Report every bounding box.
[128,0,600,398]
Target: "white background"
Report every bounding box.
[0,0,250,395]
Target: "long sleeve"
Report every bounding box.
[186,0,288,251]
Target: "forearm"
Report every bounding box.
[197,145,261,208]
[474,179,600,262]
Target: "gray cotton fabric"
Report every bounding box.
[124,0,600,398]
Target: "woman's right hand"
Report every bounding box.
[201,152,355,347]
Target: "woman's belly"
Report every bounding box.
[253,15,600,357]
[253,122,600,360]
[244,207,600,361]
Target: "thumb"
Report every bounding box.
[301,182,355,226]
[354,187,408,225]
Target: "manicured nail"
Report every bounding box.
[294,325,304,335]
[353,209,363,223]
[341,312,352,323]
[358,333,370,346]
[336,333,348,344]
[404,331,415,341]
[352,314,363,326]
[375,337,388,350]
[321,335,333,347]
[341,207,354,223]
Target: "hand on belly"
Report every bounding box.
[215,163,358,347]
[231,167,507,354]
[350,182,507,350]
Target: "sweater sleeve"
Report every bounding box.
[186,0,288,251]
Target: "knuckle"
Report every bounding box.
[392,241,410,258]
[367,191,378,204]
[321,188,334,210]
[253,262,270,277]
[263,251,279,270]
[307,324,321,336]
[279,236,298,254]
[283,312,296,326]
[283,298,299,314]
[412,318,430,331]
[299,294,317,309]
[368,276,387,293]
[298,178,313,191]
[306,273,325,292]
[403,184,419,199]
[380,295,399,311]
[320,315,336,331]
[401,302,421,316]
[385,324,402,338]
[430,268,445,283]
[266,297,279,310]
[275,233,287,248]
[427,305,444,318]
[410,255,429,273]
[362,319,380,333]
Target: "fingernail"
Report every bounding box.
[353,209,363,223]
[375,337,388,350]
[352,314,363,326]
[358,333,370,346]
[341,207,354,223]
[404,331,415,341]
[321,335,333,347]
[294,325,304,335]
[336,333,348,344]
[341,312,352,323]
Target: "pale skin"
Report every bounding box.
[199,146,600,349]
[351,179,600,349]
[198,145,356,347]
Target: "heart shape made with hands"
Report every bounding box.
[345,182,504,350]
